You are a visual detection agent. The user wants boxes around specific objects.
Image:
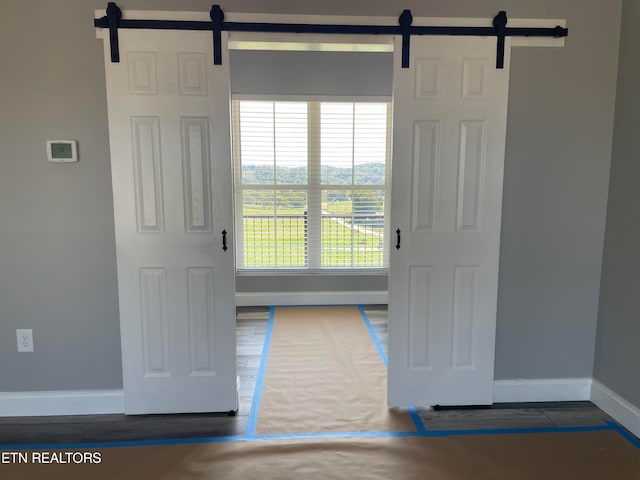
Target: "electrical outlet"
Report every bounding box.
[16,329,34,352]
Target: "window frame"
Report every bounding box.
[232,94,392,275]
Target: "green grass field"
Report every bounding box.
[242,202,384,268]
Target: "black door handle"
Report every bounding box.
[222,229,228,251]
[396,228,401,250]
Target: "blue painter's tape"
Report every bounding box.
[0,435,246,451]
[249,423,614,442]
[245,306,275,438]
[407,406,427,434]
[358,306,387,367]
[607,420,640,450]
[250,431,419,442]
[358,305,427,434]
[426,424,614,438]
[1,423,619,451]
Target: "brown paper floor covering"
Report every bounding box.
[255,306,415,434]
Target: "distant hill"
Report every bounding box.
[240,163,386,186]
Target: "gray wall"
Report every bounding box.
[230,50,393,98]
[0,1,122,391]
[0,0,621,392]
[493,3,621,379]
[594,0,640,409]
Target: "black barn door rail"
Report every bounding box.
[94,2,568,69]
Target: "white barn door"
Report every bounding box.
[100,29,237,414]
[388,36,511,406]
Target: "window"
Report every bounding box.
[233,99,391,271]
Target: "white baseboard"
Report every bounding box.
[0,390,124,417]
[590,380,640,439]
[235,291,388,306]
[494,378,592,403]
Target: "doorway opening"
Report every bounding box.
[228,41,396,420]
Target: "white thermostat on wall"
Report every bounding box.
[46,140,78,163]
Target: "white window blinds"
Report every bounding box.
[233,100,390,271]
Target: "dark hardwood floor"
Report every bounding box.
[0,306,617,446]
